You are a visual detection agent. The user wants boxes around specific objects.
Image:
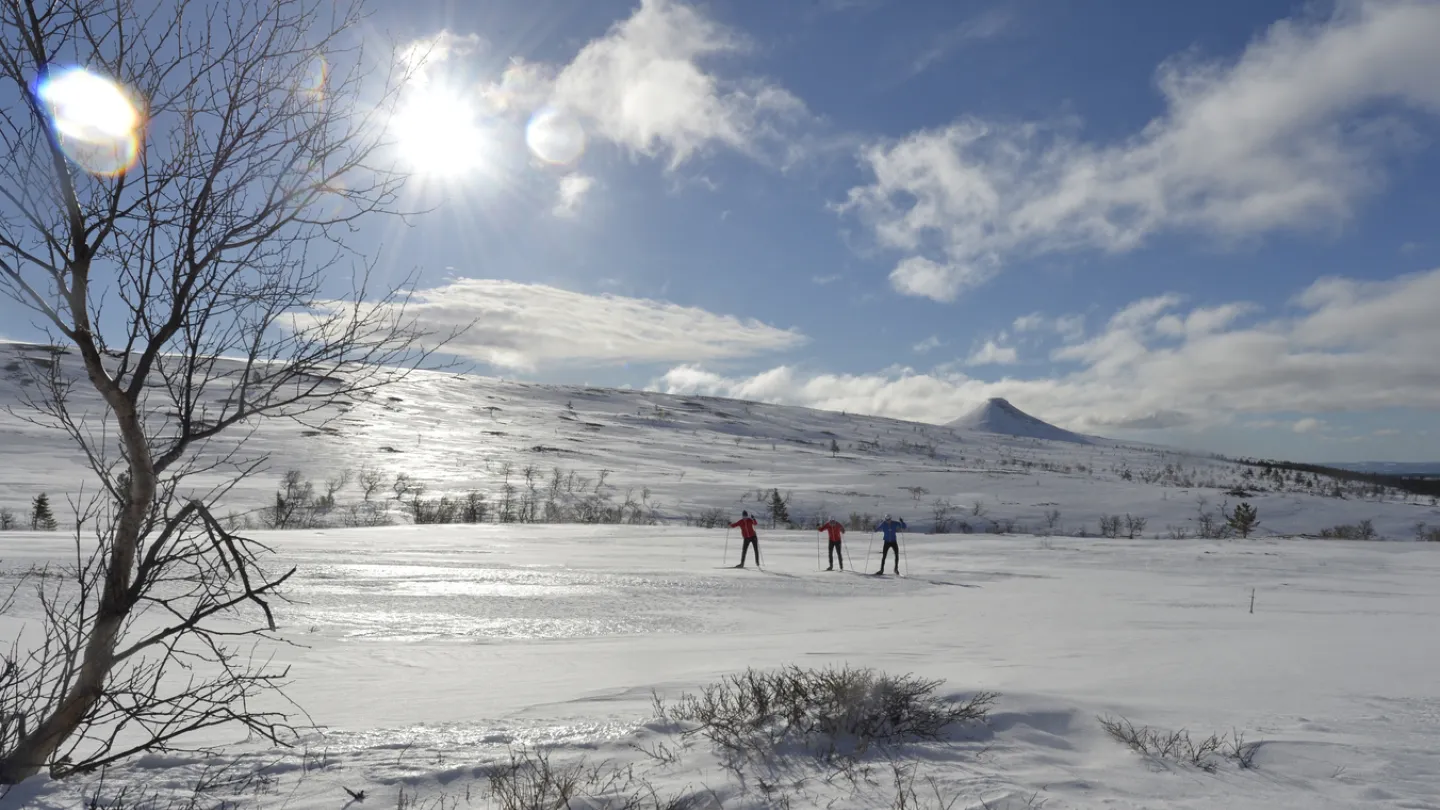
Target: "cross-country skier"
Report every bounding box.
[730,510,760,568]
[873,515,907,575]
[818,518,846,570]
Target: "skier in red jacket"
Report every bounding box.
[818,519,845,570]
[730,510,760,568]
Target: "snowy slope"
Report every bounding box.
[1,341,1436,540]
[946,398,1094,445]
[4,527,1440,809]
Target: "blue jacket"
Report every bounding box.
[875,518,907,542]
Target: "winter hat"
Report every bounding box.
[742,510,749,517]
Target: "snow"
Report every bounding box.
[4,527,1440,809]
[4,342,1440,808]
[946,398,1093,445]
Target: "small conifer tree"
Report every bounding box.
[1226,502,1259,538]
[767,488,790,528]
[830,438,839,457]
[30,493,57,531]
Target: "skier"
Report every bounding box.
[730,510,760,568]
[818,518,846,570]
[873,514,907,575]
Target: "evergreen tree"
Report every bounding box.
[1226,502,1259,538]
[829,438,839,458]
[30,493,57,531]
[767,488,790,528]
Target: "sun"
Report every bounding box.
[391,86,487,177]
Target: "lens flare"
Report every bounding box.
[300,57,328,103]
[35,66,143,176]
[525,107,586,166]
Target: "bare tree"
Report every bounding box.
[929,499,953,534]
[0,0,450,783]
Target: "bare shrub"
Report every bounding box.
[1098,515,1122,538]
[0,509,16,531]
[409,496,460,525]
[695,507,727,529]
[929,500,953,534]
[341,501,391,528]
[847,512,876,532]
[1043,509,1061,535]
[663,666,996,762]
[461,492,489,524]
[1099,716,1260,772]
[1124,514,1147,539]
[486,746,704,810]
[1319,520,1378,540]
[1415,523,1440,542]
[357,466,386,502]
[264,471,322,530]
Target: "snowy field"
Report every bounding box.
[5,525,1440,809]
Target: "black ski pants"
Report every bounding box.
[741,536,760,566]
[828,540,844,569]
[879,540,900,573]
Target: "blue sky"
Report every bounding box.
[6,0,1440,462]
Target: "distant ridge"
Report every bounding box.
[1325,461,1440,478]
[947,398,1092,444]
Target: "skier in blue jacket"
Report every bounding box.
[873,515,907,575]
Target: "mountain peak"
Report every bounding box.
[947,398,1091,444]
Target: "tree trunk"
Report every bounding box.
[0,339,154,783]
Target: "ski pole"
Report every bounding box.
[816,528,822,571]
[724,527,731,566]
[866,531,876,572]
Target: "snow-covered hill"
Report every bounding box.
[946,397,1095,444]
[1,341,1436,539]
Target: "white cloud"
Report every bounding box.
[553,174,594,217]
[1293,417,1326,434]
[550,0,807,169]
[966,339,1018,366]
[913,335,944,353]
[911,8,1012,75]
[1012,312,1046,332]
[889,256,992,303]
[1053,314,1086,343]
[650,267,1440,432]
[839,1,1440,300]
[811,274,841,286]
[1155,302,1256,338]
[348,279,804,371]
[399,31,484,82]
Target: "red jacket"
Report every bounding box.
[730,516,758,539]
[819,520,845,543]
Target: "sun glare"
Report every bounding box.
[392,86,488,177]
[34,66,143,176]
